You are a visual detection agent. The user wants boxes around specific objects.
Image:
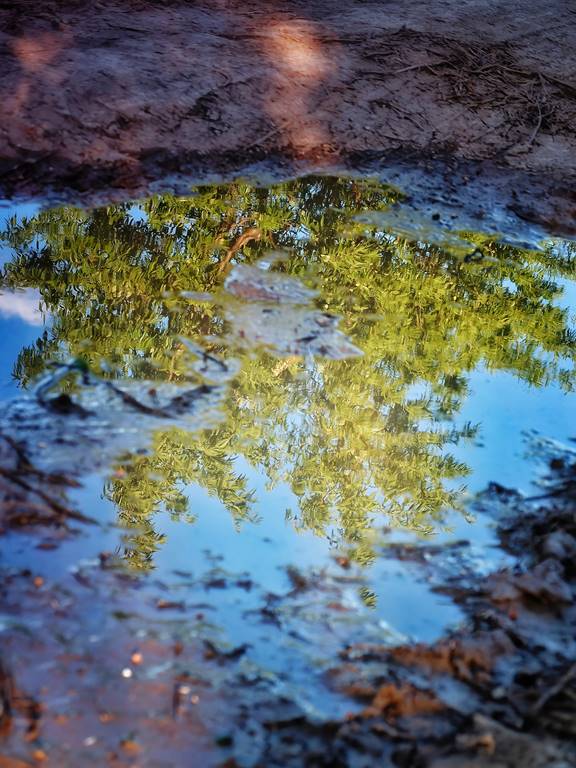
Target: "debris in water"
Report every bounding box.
[224,263,318,304]
[225,303,362,359]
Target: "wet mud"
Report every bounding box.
[1,0,576,235]
[1,444,576,766]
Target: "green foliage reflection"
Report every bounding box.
[2,177,576,569]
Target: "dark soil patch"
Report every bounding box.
[1,0,576,234]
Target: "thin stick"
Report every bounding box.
[0,467,95,524]
[530,662,576,716]
[217,227,261,274]
[393,60,448,74]
[526,103,544,149]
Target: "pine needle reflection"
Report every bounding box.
[1,177,576,570]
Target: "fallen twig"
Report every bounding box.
[0,433,80,488]
[525,102,544,149]
[393,59,449,74]
[217,227,262,274]
[0,467,95,524]
[530,662,576,716]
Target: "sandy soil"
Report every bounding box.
[1,0,576,232]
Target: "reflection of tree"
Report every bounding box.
[106,427,257,570]
[1,177,576,568]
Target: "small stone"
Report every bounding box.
[542,530,576,562]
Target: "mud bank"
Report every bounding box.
[1,0,576,234]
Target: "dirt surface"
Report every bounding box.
[1,0,576,233]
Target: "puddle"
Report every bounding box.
[0,176,575,759]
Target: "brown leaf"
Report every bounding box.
[0,757,34,768]
[514,559,572,604]
[363,683,444,719]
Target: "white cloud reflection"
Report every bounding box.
[0,289,44,326]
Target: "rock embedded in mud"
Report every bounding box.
[225,303,362,359]
[513,559,573,605]
[224,264,318,305]
[542,530,576,563]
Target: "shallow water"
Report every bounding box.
[1,175,575,650]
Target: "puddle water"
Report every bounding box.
[0,177,575,728]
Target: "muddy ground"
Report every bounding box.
[2,2,576,765]
[1,435,576,766]
[1,0,576,234]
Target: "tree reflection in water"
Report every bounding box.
[2,177,575,569]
